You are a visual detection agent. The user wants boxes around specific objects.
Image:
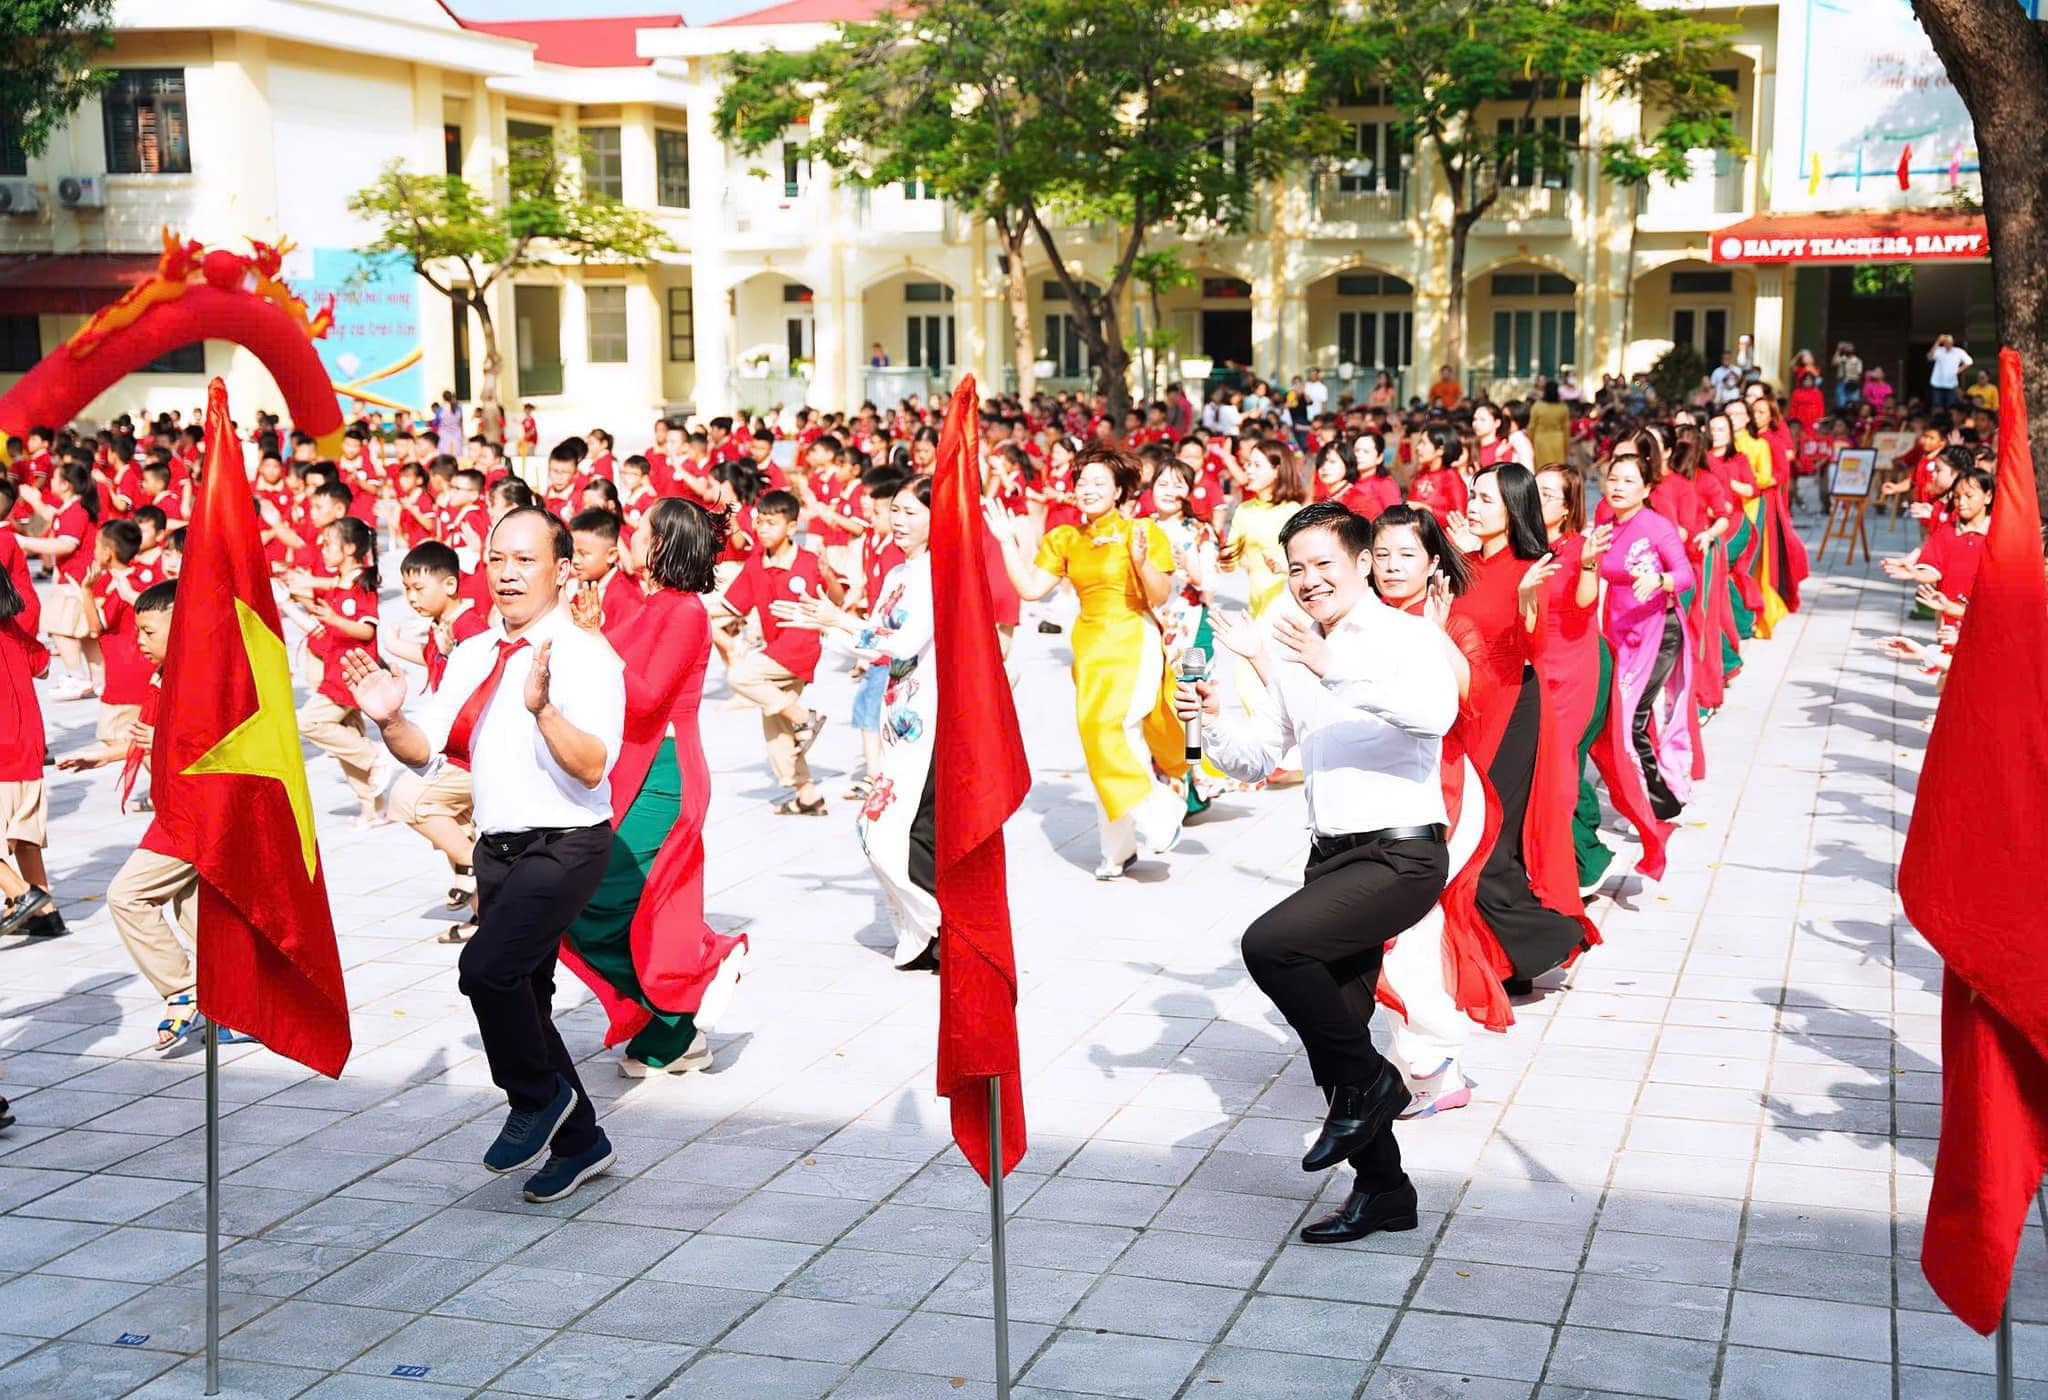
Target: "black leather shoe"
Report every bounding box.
[1301,1065,1409,1173]
[1299,1178,1419,1244]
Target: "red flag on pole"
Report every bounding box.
[1897,143,1914,190]
[150,379,351,1077]
[929,375,1030,1181]
[1900,347,2048,1334]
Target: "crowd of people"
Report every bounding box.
[0,350,1989,1222]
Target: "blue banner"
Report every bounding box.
[300,249,426,417]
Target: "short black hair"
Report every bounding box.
[1279,500,1372,558]
[492,505,573,562]
[756,489,802,523]
[569,509,620,544]
[489,477,535,511]
[400,540,461,582]
[136,579,178,615]
[313,481,353,510]
[100,518,144,564]
[133,505,168,534]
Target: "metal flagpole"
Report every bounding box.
[204,1018,221,1397]
[986,1077,1011,1400]
[1997,1303,2015,1400]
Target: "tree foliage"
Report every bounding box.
[715,0,1340,415]
[1284,0,1742,370]
[2,0,115,159]
[347,136,672,405]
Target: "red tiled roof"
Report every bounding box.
[712,0,891,25]
[462,14,684,67]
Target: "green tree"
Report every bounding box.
[347,135,672,412]
[1914,0,2048,516]
[1289,0,1739,375]
[1605,110,1745,377]
[1131,250,1197,400]
[716,0,1337,418]
[2,0,114,158]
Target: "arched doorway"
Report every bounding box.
[728,269,817,407]
[858,269,959,404]
[1303,264,1415,401]
[1467,260,1580,390]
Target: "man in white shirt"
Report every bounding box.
[1177,500,1457,1245]
[1709,352,1743,406]
[1928,334,1973,410]
[1302,367,1329,416]
[347,508,626,1204]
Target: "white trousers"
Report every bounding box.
[1383,757,1485,1082]
[1096,631,1184,867]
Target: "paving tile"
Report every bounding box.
[780,1247,955,1309]
[302,1251,495,1311]
[647,1235,816,1293]
[0,1339,179,1394]
[1109,1230,1278,1289]
[1563,1275,1729,1341]
[1413,1258,1575,1324]
[1223,1293,1395,1361]
[383,1207,561,1263]
[1016,1328,1206,1399]
[573,1278,762,1346]
[346,1314,551,1388]
[1065,1273,1244,1343]
[433,1263,623,1328]
[654,1350,846,1399]
[220,1300,412,1370]
[131,1355,328,1398]
[41,1226,208,1283]
[0,1270,146,1336]
[491,1331,696,1398]
[1542,1325,1718,1400]
[1363,1369,1534,1400]
[717,1296,906,1363]
[63,1282,277,1355]
[863,1310,1054,1383]
[1720,1345,1894,1400]
[1383,1310,1556,1382]
[12,1172,195,1224]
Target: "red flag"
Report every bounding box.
[1900,348,2048,1334]
[1897,143,1913,190]
[930,375,1030,1181]
[150,380,351,1077]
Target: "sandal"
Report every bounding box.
[790,712,828,757]
[772,795,829,817]
[845,778,873,801]
[156,994,202,1050]
[438,921,478,945]
[445,867,476,909]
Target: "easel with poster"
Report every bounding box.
[1818,447,1877,564]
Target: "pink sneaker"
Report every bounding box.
[1398,1060,1471,1120]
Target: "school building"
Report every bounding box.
[0,0,1993,435]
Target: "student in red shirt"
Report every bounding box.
[618,455,658,530]
[70,519,156,762]
[716,490,844,816]
[744,431,791,492]
[17,461,104,700]
[1915,465,1993,620]
[541,440,588,522]
[395,462,438,549]
[518,402,539,464]
[0,527,58,938]
[381,541,486,940]
[298,516,389,826]
[1405,425,1470,521]
[568,509,643,635]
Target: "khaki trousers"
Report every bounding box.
[109,848,199,1002]
[299,693,383,802]
[726,650,811,788]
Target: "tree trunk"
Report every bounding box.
[1446,209,1475,387]
[1150,287,1168,401]
[1915,0,2048,517]
[1620,209,1642,380]
[1000,221,1037,400]
[471,292,504,413]
[1092,304,1133,425]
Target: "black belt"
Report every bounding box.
[1310,824,1446,860]
[476,822,607,861]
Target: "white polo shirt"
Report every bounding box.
[404,603,625,834]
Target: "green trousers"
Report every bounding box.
[565,739,699,1066]
[1573,640,1615,889]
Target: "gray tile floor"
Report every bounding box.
[1,509,2041,1398]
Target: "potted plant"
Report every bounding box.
[1033,350,1058,379]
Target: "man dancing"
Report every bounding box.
[1177,501,1457,1242]
[346,508,626,1203]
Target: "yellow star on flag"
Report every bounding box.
[183,598,320,882]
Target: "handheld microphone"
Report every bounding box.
[1179,646,1210,762]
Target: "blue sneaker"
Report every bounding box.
[522,1133,617,1203]
[483,1076,578,1175]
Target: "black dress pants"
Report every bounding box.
[1631,607,1686,821]
[1243,834,1446,1190]
[1475,679,1588,981]
[464,822,613,1156]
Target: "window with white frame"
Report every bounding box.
[586,284,628,363]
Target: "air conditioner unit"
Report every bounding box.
[57,175,105,209]
[0,179,37,215]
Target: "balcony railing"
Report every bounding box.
[1309,178,1408,225]
[857,185,949,235]
[1483,178,1574,225]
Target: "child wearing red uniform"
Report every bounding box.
[395,463,438,549]
[1405,426,1470,521]
[17,461,103,700]
[717,490,844,815]
[382,542,485,940]
[618,456,658,530]
[297,517,388,826]
[0,528,57,937]
[569,510,644,634]
[77,520,155,759]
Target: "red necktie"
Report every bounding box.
[442,638,528,771]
